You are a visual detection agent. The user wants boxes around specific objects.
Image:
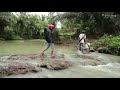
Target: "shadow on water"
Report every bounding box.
[1,39,120,78]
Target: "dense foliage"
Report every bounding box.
[61,12,120,38]
[0,12,48,40]
[1,12,120,40]
[92,34,120,55]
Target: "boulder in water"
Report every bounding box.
[38,60,73,70]
[96,47,107,53]
[89,47,95,52]
[0,63,41,77]
[8,63,41,74]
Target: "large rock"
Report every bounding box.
[96,47,106,53]
[89,47,95,52]
[38,60,73,70]
[0,63,41,77]
[8,63,40,74]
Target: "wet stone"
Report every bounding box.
[0,63,42,77]
[38,60,73,70]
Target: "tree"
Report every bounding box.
[61,12,120,38]
[0,12,17,39]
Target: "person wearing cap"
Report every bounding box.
[41,23,56,57]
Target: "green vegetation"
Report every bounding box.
[0,12,120,55]
[0,12,48,40]
[59,32,75,36]
[92,34,120,55]
[61,12,120,38]
[1,12,120,40]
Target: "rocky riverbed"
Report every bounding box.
[0,51,111,78]
[0,54,73,77]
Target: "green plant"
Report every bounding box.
[92,34,120,55]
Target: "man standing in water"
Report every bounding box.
[41,23,56,58]
[78,31,86,53]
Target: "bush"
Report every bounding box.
[3,30,22,40]
[3,30,15,40]
[92,34,111,49]
[107,36,120,55]
[12,35,23,40]
[92,34,120,55]
[3,26,23,40]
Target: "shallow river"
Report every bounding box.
[0,39,120,78]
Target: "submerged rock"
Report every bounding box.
[7,55,30,60]
[77,50,106,66]
[80,59,104,66]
